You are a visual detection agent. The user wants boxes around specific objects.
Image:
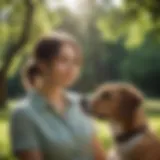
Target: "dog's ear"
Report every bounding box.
[120,86,143,109]
[118,85,143,128]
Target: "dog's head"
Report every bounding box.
[82,83,144,122]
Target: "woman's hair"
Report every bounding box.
[22,32,81,87]
[21,59,40,87]
[34,32,81,65]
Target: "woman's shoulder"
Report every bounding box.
[11,97,32,120]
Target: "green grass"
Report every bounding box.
[0,102,15,159]
[145,99,160,109]
[1,99,160,159]
[0,118,9,156]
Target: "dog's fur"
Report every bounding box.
[89,83,160,160]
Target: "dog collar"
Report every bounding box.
[115,125,147,143]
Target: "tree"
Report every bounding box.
[0,0,35,107]
[124,0,160,23]
[0,0,63,106]
[121,32,160,96]
[54,0,128,92]
[97,0,160,48]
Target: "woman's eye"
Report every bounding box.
[100,92,111,99]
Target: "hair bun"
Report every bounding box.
[21,57,40,86]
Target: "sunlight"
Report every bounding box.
[64,0,122,11]
[112,0,122,7]
[46,0,80,12]
[64,0,78,11]
[46,0,122,13]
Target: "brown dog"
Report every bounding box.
[83,83,160,160]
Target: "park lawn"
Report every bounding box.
[0,99,160,159]
[0,118,9,156]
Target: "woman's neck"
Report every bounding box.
[42,86,63,101]
[38,84,66,113]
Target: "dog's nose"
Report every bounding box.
[80,96,91,114]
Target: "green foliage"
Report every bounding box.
[124,0,160,22]
[121,33,160,96]
[75,40,127,92]
[3,0,160,99]
[97,0,160,48]
[97,8,153,48]
[0,0,61,77]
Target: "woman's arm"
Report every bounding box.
[92,135,107,160]
[10,107,42,160]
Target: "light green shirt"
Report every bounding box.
[10,90,94,160]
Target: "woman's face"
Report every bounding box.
[46,44,81,87]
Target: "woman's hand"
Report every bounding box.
[92,135,107,160]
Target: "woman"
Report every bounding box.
[10,32,106,160]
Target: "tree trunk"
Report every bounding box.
[0,0,34,108]
[0,69,7,108]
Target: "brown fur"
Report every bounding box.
[91,83,160,160]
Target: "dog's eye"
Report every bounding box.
[100,92,111,99]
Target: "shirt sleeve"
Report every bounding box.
[10,107,39,153]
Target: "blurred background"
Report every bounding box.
[1,0,160,159]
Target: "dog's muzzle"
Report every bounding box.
[80,96,107,120]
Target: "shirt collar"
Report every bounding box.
[27,89,73,114]
[28,89,48,112]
